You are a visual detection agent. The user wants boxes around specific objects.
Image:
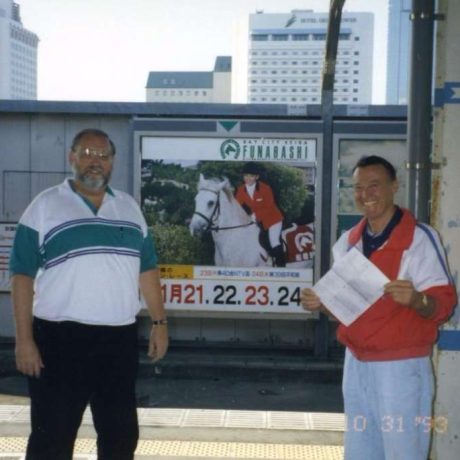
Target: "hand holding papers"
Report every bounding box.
[312,247,390,326]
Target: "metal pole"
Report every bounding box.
[407,0,435,222]
[315,0,345,358]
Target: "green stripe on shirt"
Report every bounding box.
[9,223,42,277]
[43,223,144,263]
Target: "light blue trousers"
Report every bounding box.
[343,349,434,460]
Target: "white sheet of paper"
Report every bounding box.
[312,247,390,326]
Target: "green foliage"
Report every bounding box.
[151,223,213,265]
[141,159,315,265]
[141,160,199,227]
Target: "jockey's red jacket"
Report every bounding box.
[235,181,283,230]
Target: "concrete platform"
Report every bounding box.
[0,405,345,459]
[0,344,345,458]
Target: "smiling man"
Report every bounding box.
[300,155,456,460]
[10,128,168,460]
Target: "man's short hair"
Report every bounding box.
[70,128,116,155]
[352,155,396,181]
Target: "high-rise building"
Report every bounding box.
[0,0,39,100]
[243,9,374,105]
[386,0,411,104]
[145,56,232,103]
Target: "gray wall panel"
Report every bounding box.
[0,294,14,337]
[29,116,67,172]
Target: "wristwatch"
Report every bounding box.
[152,318,168,325]
[421,293,429,307]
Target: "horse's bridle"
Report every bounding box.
[193,187,256,232]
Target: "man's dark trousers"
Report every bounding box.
[26,318,139,460]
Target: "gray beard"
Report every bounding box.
[72,165,110,191]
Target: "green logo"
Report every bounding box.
[220,139,241,159]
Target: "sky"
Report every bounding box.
[17,0,389,103]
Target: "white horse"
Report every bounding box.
[189,174,269,267]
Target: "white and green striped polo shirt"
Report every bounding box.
[10,179,157,326]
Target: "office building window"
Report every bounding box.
[273,34,288,41]
[293,34,308,41]
[252,34,268,41]
[313,33,327,40]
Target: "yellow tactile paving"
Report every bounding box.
[0,437,344,459]
[0,406,345,458]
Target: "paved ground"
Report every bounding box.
[0,344,345,413]
[0,344,346,459]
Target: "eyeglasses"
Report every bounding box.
[76,147,113,162]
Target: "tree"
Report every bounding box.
[151,224,213,265]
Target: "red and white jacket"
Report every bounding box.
[334,209,457,361]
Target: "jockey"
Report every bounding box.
[235,162,285,267]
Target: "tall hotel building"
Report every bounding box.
[245,10,373,104]
[386,0,411,104]
[0,0,39,99]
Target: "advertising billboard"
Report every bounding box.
[0,223,17,291]
[141,136,317,314]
